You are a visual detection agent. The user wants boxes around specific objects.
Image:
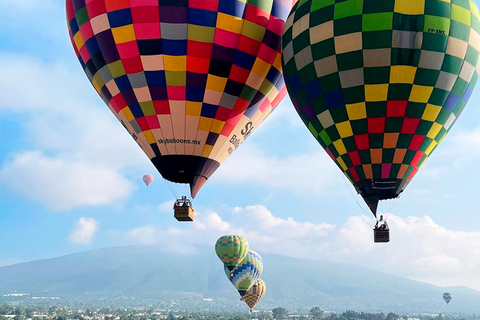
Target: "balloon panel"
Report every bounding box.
[282,0,480,211]
[66,0,291,197]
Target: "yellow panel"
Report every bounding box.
[427,122,443,139]
[346,102,366,120]
[272,52,282,71]
[73,32,84,49]
[202,144,213,158]
[210,119,225,134]
[390,66,416,83]
[163,55,186,72]
[394,0,425,15]
[206,75,228,92]
[198,117,213,131]
[336,156,348,171]
[409,85,433,103]
[186,102,202,116]
[333,140,347,155]
[365,84,388,101]
[425,140,438,155]
[144,130,156,144]
[422,104,442,121]
[471,0,480,19]
[112,25,136,43]
[336,121,353,138]
[251,58,271,78]
[217,13,244,33]
[122,107,135,121]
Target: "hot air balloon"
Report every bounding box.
[215,235,249,271]
[66,0,292,208]
[281,0,480,237]
[143,174,153,186]
[443,292,452,304]
[227,250,263,296]
[242,278,266,312]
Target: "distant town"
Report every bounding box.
[0,303,477,320]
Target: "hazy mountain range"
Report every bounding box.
[1,246,479,313]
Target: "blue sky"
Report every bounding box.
[1,0,480,291]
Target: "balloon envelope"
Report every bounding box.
[443,292,452,304]
[143,174,153,186]
[242,278,266,311]
[228,250,263,296]
[215,235,249,271]
[281,0,480,214]
[66,0,292,197]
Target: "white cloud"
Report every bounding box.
[120,204,480,291]
[0,54,150,210]
[69,217,99,245]
[0,151,135,211]
[215,144,345,196]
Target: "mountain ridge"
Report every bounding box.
[1,246,479,313]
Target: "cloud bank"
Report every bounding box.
[121,204,480,291]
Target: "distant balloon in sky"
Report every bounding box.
[443,292,452,304]
[282,0,480,215]
[242,278,266,311]
[66,0,292,198]
[215,235,249,271]
[143,174,153,187]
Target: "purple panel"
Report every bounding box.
[461,84,473,102]
[95,30,120,64]
[444,92,461,111]
[303,103,316,119]
[160,6,188,23]
[150,86,169,100]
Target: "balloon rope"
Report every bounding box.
[163,179,179,200]
[341,174,369,215]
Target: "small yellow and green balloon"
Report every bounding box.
[215,235,265,310]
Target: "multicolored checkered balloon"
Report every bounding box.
[241,278,266,311]
[226,250,263,296]
[282,0,480,214]
[66,0,292,197]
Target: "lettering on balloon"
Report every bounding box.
[427,28,446,35]
[120,120,138,141]
[228,121,254,155]
[158,138,201,145]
